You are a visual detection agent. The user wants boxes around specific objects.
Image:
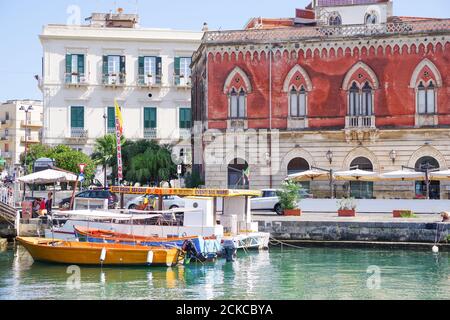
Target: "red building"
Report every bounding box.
[191,0,450,199]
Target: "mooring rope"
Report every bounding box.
[269,237,306,250]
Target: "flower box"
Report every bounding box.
[284,209,302,216]
[338,209,356,217]
[393,210,415,218]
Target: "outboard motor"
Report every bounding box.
[222,240,237,262]
[182,240,207,263]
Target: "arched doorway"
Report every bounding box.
[287,157,311,192]
[350,157,374,199]
[228,158,249,189]
[415,156,440,199]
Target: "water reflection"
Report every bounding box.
[0,245,449,300]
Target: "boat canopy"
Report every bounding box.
[110,186,262,197]
[51,210,162,221]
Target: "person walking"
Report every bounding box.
[46,192,53,214]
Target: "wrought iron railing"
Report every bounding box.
[204,19,450,44]
[102,73,126,85]
[174,75,192,87]
[144,128,158,139]
[65,73,87,85]
[138,74,162,86]
[70,128,89,139]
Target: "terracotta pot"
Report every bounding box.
[393,210,402,218]
[338,209,356,217]
[284,209,302,216]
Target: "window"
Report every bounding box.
[228,158,249,189]
[179,108,191,129]
[415,156,440,199]
[417,81,436,114]
[290,86,307,118]
[230,88,246,119]
[65,54,85,83]
[107,107,115,130]
[138,56,162,85]
[144,107,157,129]
[365,14,377,24]
[329,15,342,26]
[70,106,84,128]
[350,157,374,199]
[102,55,125,84]
[348,82,373,116]
[174,57,192,85]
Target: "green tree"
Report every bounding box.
[91,134,123,186]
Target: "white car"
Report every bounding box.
[125,195,185,210]
[251,189,313,215]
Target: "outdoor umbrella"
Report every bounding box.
[379,170,425,181]
[18,169,78,184]
[333,169,379,181]
[286,169,331,182]
[430,170,450,181]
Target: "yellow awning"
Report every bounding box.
[110,186,262,197]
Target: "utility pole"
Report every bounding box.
[20,105,33,175]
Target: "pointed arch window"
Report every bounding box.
[348,82,373,117]
[329,15,342,26]
[365,13,378,24]
[230,88,246,119]
[417,81,436,115]
[290,86,307,118]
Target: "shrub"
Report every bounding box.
[276,181,301,210]
[337,197,357,211]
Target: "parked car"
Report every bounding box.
[251,188,313,215]
[58,189,119,209]
[125,195,185,210]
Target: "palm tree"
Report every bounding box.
[91,134,123,187]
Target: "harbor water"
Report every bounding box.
[0,244,449,300]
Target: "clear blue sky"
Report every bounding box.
[0,0,448,102]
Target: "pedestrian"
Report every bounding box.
[46,192,53,214]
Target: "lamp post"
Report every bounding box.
[19,105,33,174]
[103,113,108,136]
[326,150,333,165]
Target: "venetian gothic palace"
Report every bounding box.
[191,0,450,199]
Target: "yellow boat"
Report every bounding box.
[16,237,181,267]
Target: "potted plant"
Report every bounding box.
[337,197,357,217]
[276,181,302,216]
[393,209,415,218]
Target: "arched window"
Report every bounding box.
[228,158,249,189]
[415,156,440,199]
[229,88,246,119]
[329,14,342,26]
[348,82,373,116]
[290,86,307,118]
[365,13,378,24]
[350,157,374,199]
[417,81,436,115]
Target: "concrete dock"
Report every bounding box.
[253,212,450,249]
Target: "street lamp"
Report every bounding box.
[326,150,333,165]
[103,113,108,135]
[19,105,33,174]
[389,150,397,164]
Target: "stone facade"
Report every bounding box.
[191,1,450,199]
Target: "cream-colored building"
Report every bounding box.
[0,100,43,169]
[39,12,202,158]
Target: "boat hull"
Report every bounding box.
[74,227,222,258]
[16,237,180,267]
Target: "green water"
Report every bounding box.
[0,245,449,300]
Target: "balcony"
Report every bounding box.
[102,74,126,87]
[144,128,158,140]
[0,119,11,127]
[174,75,191,88]
[1,152,11,159]
[227,119,248,130]
[138,74,162,88]
[21,120,43,128]
[0,135,9,141]
[107,127,116,135]
[65,73,88,87]
[345,115,376,129]
[21,135,40,144]
[66,128,89,144]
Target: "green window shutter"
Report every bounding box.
[138,56,144,76]
[71,106,84,128]
[179,108,191,129]
[120,56,126,74]
[102,56,108,75]
[66,54,72,74]
[174,57,180,85]
[78,54,85,75]
[107,107,115,128]
[144,108,157,128]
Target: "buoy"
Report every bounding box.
[432,245,439,253]
[147,251,154,265]
[100,248,107,262]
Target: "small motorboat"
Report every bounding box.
[16,237,181,267]
[73,226,222,261]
